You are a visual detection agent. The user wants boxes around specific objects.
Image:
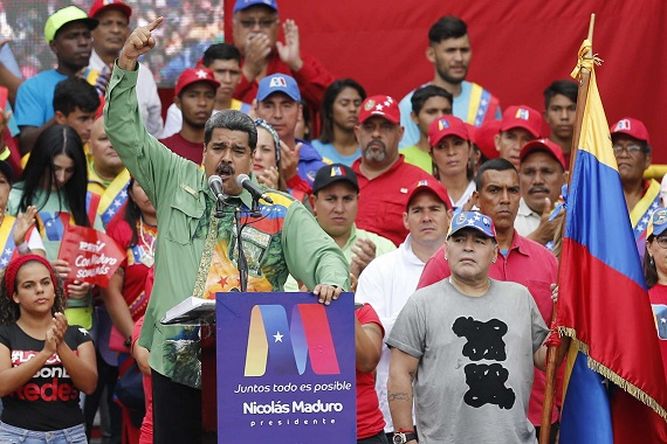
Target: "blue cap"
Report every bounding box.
[233,0,278,13]
[256,74,301,102]
[447,211,496,240]
[649,208,667,238]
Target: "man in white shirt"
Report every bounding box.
[355,177,450,436]
[87,0,163,136]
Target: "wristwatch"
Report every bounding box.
[392,431,417,444]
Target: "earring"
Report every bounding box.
[649,256,655,266]
[444,256,448,261]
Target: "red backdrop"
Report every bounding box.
[223,0,667,161]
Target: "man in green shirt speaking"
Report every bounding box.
[105,17,349,443]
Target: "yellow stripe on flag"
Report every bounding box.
[575,70,617,171]
[466,83,483,124]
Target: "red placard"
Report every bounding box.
[57,225,125,288]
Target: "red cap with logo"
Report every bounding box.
[174,67,220,97]
[428,115,470,146]
[501,105,542,138]
[519,138,567,170]
[610,117,650,144]
[89,0,132,19]
[474,119,501,160]
[406,177,450,210]
[358,95,400,125]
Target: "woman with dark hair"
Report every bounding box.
[313,79,366,166]
[0,254,97,443]
[8,124,105,330]
[643,208,667,381]
[428,115,476,209]
[103,178,157,444]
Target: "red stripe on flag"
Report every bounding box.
[559,238,667,406]
[611,388,667,443]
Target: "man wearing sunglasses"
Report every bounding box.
[610,117,659,257]
[231,0,334,111]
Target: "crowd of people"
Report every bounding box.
[0,0,662,443]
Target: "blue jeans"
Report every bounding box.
[0,422,87,443]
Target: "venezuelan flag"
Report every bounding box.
[558,39,667,442]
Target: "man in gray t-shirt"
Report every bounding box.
[386,211,550,444]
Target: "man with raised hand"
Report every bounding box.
[105,17,348,443]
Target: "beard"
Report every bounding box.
[362,141,388,163]
[436,65,467,85]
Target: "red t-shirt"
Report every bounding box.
[417,231,562,425]
[356,303,386,439]
[106,218,156,322]
[649,284,667,382]
[235,52,334,112]
[159,133,204,165]
[353,156,434,246]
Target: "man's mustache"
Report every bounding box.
[217,163,235,175]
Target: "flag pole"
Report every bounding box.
[538,13,596,444]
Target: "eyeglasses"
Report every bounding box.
[612,143,644,155]
[237,18,277,29]
[655,236,667,249]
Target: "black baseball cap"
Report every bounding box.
[312,164,359,194]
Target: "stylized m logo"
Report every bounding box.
[243,304,340,377]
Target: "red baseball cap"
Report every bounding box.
[428,115,470,147]
[610,117,650,144]
[501,105,542,138]
[174,68,220,97]
[406,177,450,210]
[89,0,132,19]
[520,138,567,170]
[358,95,400,125]
[474,119,501,160]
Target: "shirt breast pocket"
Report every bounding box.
[166,189,205,245]
[380,198,406,227]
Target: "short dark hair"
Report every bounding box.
[202,43,241,67]
[53,77,100,115]
[411,85,453,115]
[204,110,257,150]
[543,80,578,110]
[475,158,517,190]
[428,15,467,44]
[319,78,367,144]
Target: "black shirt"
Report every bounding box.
[0,324,92,431]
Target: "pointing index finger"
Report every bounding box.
[147,16,164,32]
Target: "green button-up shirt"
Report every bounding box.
[104,63,348,386]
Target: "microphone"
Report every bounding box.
[236,174,274,204]
[207,175,227,202]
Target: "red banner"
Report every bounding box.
[57,225,124,288]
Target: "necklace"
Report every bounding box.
[138,217,157,267]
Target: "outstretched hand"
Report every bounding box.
[276,19,303,71]
[119,17,164,70]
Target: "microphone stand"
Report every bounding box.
[234,196,262,293]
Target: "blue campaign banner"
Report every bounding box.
[216,292,356,443]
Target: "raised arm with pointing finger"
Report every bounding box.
[104,19,348,443]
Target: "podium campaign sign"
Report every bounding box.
[216,292,356,443]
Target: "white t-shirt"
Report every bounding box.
[88,50,163,137]
[354,234,427,431]
[514,198,541,237]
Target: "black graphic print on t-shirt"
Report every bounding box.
[453,316,516,409]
